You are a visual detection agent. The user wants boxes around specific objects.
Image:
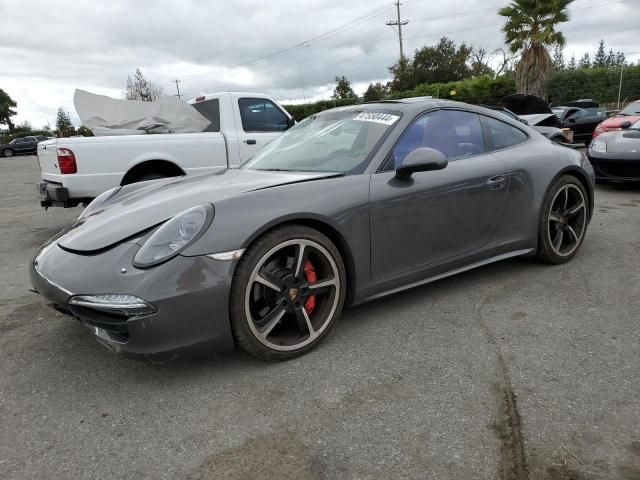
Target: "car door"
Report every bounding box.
[23,136,38,153]
[369,109,510,280]
[235,97,291,161]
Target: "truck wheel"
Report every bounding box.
[2,149,14,157]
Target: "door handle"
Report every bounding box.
[486,175,506,190]
[244,139,257,145]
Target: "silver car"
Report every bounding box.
[31,99,595,361]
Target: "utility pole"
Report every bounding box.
[173,78,182,99]
[617,63,625,110]
[386,1,409,61]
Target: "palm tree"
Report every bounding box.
[498,0,574,97]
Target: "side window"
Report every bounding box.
[191,98,221,132]
[390,110,485,168]
[238,98,289,132]
[481,116,528,151]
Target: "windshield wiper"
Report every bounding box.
[257,168,292,172]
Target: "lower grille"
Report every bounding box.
[594,161,640,179]
[67,304,130,340]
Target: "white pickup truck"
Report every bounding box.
[37,92,294,208]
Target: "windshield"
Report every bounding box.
[552,108,565,118]
[618,102,640,116]
[241,109,400,173]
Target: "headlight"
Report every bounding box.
[591,137,607,153]
[133,204,213,267]
[79,186,122,219]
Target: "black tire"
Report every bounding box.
[2,149,14,157]
[537,175,589,264]
[230,225,347,361]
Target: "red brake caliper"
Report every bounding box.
[304,260,316,315]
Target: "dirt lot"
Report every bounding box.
[1,155,639,480]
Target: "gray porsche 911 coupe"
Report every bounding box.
[31,99,595,361]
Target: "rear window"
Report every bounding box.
[191,98,221,132]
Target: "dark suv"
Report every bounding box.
[1,136,48,157]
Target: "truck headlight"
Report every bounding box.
[591,137,607,153]
[133,204,214,267]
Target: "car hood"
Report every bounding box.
[57,168,342,252]
[503,94,553,115]
[600,115,640,129]
[599,130,640,153]
[521,113,559,127]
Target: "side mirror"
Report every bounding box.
[619,120,632,129]
[568,118,576,124]
[396,148,448,179]
[286,116,296,129]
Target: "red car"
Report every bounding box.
[593,100,640,138]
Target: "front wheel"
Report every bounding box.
[537,175,589,264]
[2,149,14,157]
[230,225,346,361]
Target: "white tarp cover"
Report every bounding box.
[73,89,211,136]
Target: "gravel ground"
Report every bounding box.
[1,155,639,480]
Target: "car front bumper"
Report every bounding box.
[30,240,236,361]
[587,150,640,181]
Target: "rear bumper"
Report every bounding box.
[38,181,83,208]
[30,241,236,361]
[587,151,640,181]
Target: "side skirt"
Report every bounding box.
[352,248,534,306]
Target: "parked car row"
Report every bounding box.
[31,97,597,361]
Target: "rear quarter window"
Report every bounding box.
[481,115,528,151]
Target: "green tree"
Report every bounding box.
[615,52,626,67]
[567,54,577,70]
[15,120,32,132]
[124,68,163,102]
[412,37,472,85]
[0,88,17,133]
[593,40,607,68]
[499,0,574,96]
[363,82,388,102]
[552,45,566,71]
[56,108,74,137]
[387,57,415,92]
[469,47,495,77]
[579,52,591,69]
[331,75,357,100]
[605,49,616,67]
[77,125,94,137]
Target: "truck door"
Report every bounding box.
[234,97,291,162]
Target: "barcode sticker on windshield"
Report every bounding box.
[353,112,400,125]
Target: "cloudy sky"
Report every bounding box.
[1,0,638,128]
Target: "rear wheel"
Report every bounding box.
[230,225,346,361]
[537,175,589,264]
[2,149,13,157]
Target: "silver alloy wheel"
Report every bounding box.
[3,149,13,157]
[244,239,340,351]
[547,183,587,257]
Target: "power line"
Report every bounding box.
[173,2,395,84]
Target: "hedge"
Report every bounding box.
[283,66,640,121]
